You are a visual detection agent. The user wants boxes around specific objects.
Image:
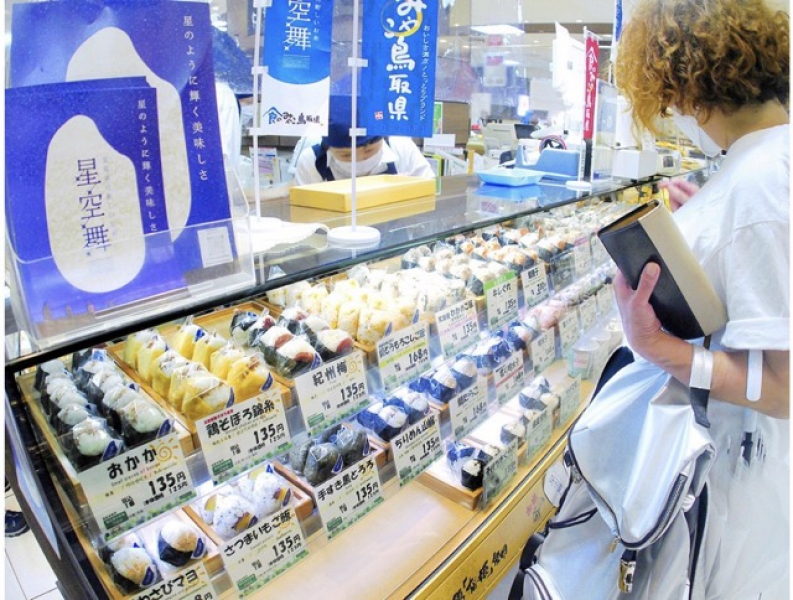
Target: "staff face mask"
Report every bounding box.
[672,110,723,158]
[329,146,384,178]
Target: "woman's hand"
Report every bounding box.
[613,263,665,359]
[659,178,700,211]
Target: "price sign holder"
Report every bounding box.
[449,379,490,440]
[315,455,384,539]
[221,506,308,597]
[376,322,431,394]
[436,298,480,360]
[579,296,598,332]
[295,351,370,437]
[392,412,443,486]
[573,241,592,276]
[558,376,582,426]
[530,329,556,375]
[521,264,550,308]
[596,284,614,315]
[525,407,551,462]
[79,432,196,541]
[196,389,290,485]
[551,252,576,291]
[493,351,525,406]
[557,311,580,357]
[482,438,518,507]
[131,562,215,600]
[484,272,519,331]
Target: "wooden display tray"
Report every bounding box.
[16,372,193,507]
[289,174,436,212]
[417,443,483,511]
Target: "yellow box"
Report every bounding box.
[289,174,436,212]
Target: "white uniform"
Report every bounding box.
[674,124,789,599]
[293,135,434,185]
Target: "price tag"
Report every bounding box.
[295,351,370,437]
[559,376,582,426]
[580,296,598,332]
[493,351,525,406]
[521,264,549,308]
[531,329,556,375]
[197,389,290,485]
[591,236,609,265]
[525,408,552,461]
[551,252,576,291]
[557,311,580,357]
[436,298,480,359]
[79,433,196,541]
[376,322,431,394]
[484,272,519,330]
[449,379,489,440]
[221,506,308,596]
[316,455,383,539]
[596,285,614,315]
[573,242,592,276]
[131,562,215,600]
[391,413,443,486]
[483,438,518,507]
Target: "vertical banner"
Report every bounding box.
[582,31,599,140]
[260,0,334,136]
[359,0,439,137]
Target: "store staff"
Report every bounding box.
[293,95,434,185]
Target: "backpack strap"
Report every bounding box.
[508,533,546,600]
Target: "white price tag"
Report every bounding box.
[596,285,614,315]
[591,236,609,266]
[493,351,525,405]
[197,389,290,485]
[557,311,580,357]
[573,242,591,276]
[131,562,215,600]
[315,455,383,539]
[391,413,443,486]
[436,298,480,359]
[483,438,518,506]
[295,352,370,437]
[521,264,550,308]
[485,272,519,330]
[376,322,431,394]
[449,379,490,440]
[559,376,582,426]
[221,506,308,596]
[531,329,557,375]
[525,408,552,461]
[580,296,598,332]
[79,433,196,541]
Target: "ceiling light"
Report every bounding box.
[575,19,582,23]
[471,24,525,36]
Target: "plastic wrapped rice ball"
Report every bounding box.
[304,443,343,486]
[209,343,246,380]
[34,358,67,392]
[119,399,169,446]
[278,307,309,334]
[315,329,355,362]
[157,520,206,567]
[337,301,365,339]
[356,307,391,345]
[427,367,460,403]
[519,376,552,410]
[298,314,330,344]
[450,356,478,391]
[229,310,260,347]
[136,336,169,383]
[246,313,277,348]
[54,402,97,435]
[192,332,227,371]
[227,355,273,401]
[275,338,319,378]
[169,323,205,360]
[123,329,158,369]
[258,326,295,366]
[109,547,159,594]
[236,468,291,519]
[208,494,258,540]
[69,417,124,470]
[334,428,369,465]
[101,384,141,430]
[320,293,345,329]
[500,420,526,445]
[85,369,125,405]
[289,439,316,474]
[180,375,234,421]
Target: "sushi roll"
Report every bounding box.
[450,357,478,391]
[151,352,190,399]
[109,547,159,594]
[68,417,124,470]
[427,367,460,403]
[304,443,343,486]
[136,336,168,384]
[277,307,309,334]
[289,439,316,474]
[34,359,67,392]
[297,314,330,345]
[226,355,273,402]
[334,428,369,465]
[229,310,260,347]
[180,375,234,421]
[157,520,206,567]
[237,468,292,519]
[119,399,170,446]
[500,420,526,445]
[257,326,295,366]
[170,323,205,360]
[275,338,319,378]
[314,329,355,361]
[209,344,246,380]
[100,384,141,431]
[123,330,158,369]
[192,332,227,371]
[54,402,96,435]
[246,313,278,347]
[373,405,408,442]
[210,494,258,540]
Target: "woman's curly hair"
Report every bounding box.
[615,0,789,135]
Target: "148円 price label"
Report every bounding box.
[392,413,443,486]
[196,389,290,485]
[376,322,431,394]
[449,380,489,441]
[436,298,480,360]
[493,351,525,406]
[485,272,519,330]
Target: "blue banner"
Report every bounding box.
[260,0,334,136]
[359,0,439,138]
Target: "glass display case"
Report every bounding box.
[6,173,672,600]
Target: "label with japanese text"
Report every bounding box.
[295,351,370,437]
[485,272,519,330]
[591,236,609,266]
[579,296,598,332]
[449,380,489,441]
[131,562,215,600]
[315,455,383,539]
[596,285,614,315]
[221,506,308,597]
[196,389,290,485]
[392,413,443,486]
[557,310,580,357]
[79,433,196,541]
[531,329,556,375]
[521,264,550,309]
[483,438,518,506]
[525,408,552,462]
[376,322,431,394]
[436,298,480,360]
[559,376,582,426]
[493,351,525,406]
[573,241,592,276]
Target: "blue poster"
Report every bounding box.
[5,79,185,325]
[359,0,439,138]
[260,0,334,136]
[10,0,234,274]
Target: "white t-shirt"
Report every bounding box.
[293,136,434,185]
[674,124,790,599]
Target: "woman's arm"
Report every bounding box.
[614,264,789,418]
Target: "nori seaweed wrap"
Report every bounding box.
[314,329,355,361]
[288,439,316,473]
[157,521,205,567]
[229,310,260,347]
[257,326,294,366]
[277,307,309,334]
[304,443,343,486]
[450,356,478,390]
[334,428,369,465]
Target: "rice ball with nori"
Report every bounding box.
[374,405,408,441]
[109,547,158,594]
[334,428,369,465]
[278,307,309,334]
[119,399,169,446]
[229,310,260,347]
[157,520,205,567]
[427,367,459,403]
[304,443,343,486]
[258,326,294,366]
[289,439,316,473]
[314,329,354,361]
[34,358,67,391]
[69,417,123,470]
[450,357,478,390]
[54,403,96,435]
[500,420,526,445]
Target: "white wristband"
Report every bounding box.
[746,349,762,402]
[689,345,714,390]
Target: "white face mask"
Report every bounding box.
[328,147,384,178]
[672,111,722,158]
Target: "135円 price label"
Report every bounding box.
[377,322,431,394]
[392,413,443,486]
[485,272,519,330]
[436,298,480,360]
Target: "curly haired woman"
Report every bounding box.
[614,0,789,597]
